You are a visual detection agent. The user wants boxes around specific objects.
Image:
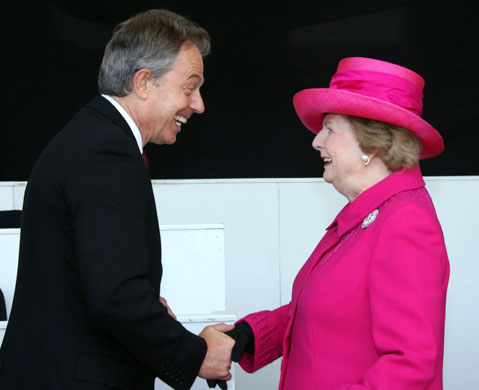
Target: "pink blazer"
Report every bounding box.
[239,167,449,390]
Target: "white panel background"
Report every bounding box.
[1,177,478,389]
[0,229,21,317]
[0,186,12,209]
[160,225,226,315]
[424,178,479,387]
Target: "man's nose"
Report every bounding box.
[191,90,205,114]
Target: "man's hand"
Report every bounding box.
[198,323,235,380]
[205,321,255,389]
[159,296,176,320]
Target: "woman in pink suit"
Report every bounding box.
[221,57,450,390]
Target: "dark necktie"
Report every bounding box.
[142,151,150,172]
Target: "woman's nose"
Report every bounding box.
[312,130,324,151]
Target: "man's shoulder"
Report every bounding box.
[67,96,119,131]
[59,96,132,146]
[29,96,138,179]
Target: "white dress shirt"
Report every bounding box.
[101,94,143,153]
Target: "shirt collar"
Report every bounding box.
[327,166,426,236]
[101,94,143,153]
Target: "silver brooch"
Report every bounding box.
[362,209,379,228]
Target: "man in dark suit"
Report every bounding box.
[0,9,234,390]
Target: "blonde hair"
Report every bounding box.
[346,115,422,171]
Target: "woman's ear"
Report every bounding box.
[369,149,379,159]
[361,147,378,159]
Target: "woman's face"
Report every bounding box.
[312,114,366,200]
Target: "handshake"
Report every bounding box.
[198,321,254,389]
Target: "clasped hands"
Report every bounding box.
[160,297,253,389]
[199,322,254,389]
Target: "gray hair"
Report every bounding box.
[98,9,210,96]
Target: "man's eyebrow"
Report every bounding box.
[187,74,204,85]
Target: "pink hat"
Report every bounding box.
[292,57,444,158]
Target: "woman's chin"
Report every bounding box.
[322,173,333,184]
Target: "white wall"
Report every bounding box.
[425,178,479,387]
[1,176,478,389]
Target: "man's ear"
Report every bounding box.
[132,69,153,100]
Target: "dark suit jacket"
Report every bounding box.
[0,96,206,390]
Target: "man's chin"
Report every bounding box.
[164,128,180,145]
[165,135,177,145]
[153,135,177,146]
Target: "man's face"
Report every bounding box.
[140,42,205,145]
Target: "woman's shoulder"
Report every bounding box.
[376,187,442,234]
[381,187,436,214]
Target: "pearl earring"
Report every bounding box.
[361,154,371,166]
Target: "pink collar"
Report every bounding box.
[327,166,425,236]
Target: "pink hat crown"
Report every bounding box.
[331,57,424,116]
[293,57,444,159]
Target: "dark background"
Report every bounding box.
[2,0,478,180]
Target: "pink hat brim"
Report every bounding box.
[293,88,444,159]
